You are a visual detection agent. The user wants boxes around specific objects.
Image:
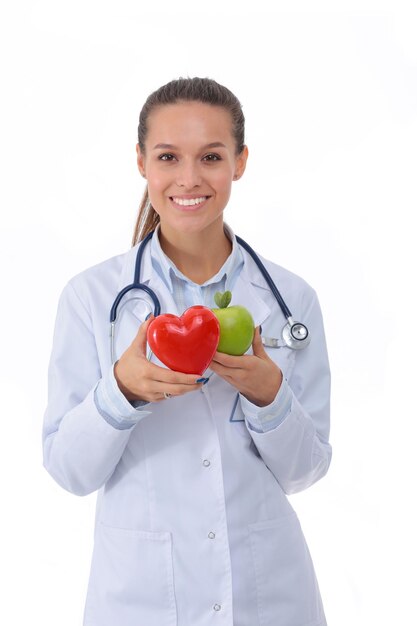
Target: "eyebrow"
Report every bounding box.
[152,142,227,150]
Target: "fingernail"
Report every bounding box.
[196,377,209,383]
[259,325,262,335]
[145,313,153,320]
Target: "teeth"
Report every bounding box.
[172,196,207,206]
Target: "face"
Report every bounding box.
[136,101,248,237]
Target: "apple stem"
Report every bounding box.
[214,291,232,309]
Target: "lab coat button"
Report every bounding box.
[202,459,211,467]
[208,531,216,539]
[213,604,221,611]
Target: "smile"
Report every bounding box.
[170,196,209,207]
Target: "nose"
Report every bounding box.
[176,159,202,189]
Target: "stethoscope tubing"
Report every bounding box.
[235,235,292,320]
[109,230,310,359]
[110,281,161,323]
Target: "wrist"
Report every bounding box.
[113,360,137,402]
[243,368,283,407]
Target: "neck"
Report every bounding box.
[158,219,232,285]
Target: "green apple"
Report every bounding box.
[212,291,255,355]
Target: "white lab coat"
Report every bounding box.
[43,238,331,626]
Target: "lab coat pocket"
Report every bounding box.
[84,524,177,626]
[249,514,324,626]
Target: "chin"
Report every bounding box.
[165,214,224,235]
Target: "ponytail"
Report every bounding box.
[131,187,160,247]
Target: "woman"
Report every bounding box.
[43,77,332,626]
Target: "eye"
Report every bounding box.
[203,153,222,162]
[158,153,176,161]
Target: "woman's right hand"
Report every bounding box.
[113,315,205,403]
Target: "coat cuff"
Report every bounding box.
[94,364,151,430]
[240,378,292,433]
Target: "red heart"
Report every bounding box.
[147,306,220,375]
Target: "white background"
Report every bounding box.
[1,1,416,624]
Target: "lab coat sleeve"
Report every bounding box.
[240,288,332,495]
[42,281,151,497]
[94,364,150,428]
[240,377,292,432]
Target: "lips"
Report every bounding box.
[170,195,210,209]
[169,195,211,212]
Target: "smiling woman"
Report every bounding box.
[133,78,246,243]
[42,76,331,626]
[134,100,248,280]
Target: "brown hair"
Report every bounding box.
[131,77,245,246]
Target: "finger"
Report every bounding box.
[133,314,155,356]
[209,360,237,380]
[211,350,245,369]
[252,326,267,358]
[154,382,203,397]
[147,362,206,385]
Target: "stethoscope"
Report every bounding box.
[110,231,310,364]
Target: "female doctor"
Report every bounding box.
[43,77,332,626]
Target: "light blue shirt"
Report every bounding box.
[94,223,292,432]
[150,222,244,312]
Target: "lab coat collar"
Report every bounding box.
[116,238,179,317]
[117,228,272,328]
[149,223,244,294]
[229,249,271,328]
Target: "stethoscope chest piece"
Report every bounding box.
[282,317,311,350]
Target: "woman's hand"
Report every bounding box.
[114,316,204,403]
[209,327,283,407]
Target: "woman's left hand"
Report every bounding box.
[209,327,283,407]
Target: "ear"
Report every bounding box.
[233,145,249,181]
[136,144,146,178]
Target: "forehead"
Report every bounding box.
[146,101,234,146]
